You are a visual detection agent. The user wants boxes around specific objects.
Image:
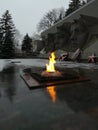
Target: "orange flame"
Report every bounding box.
[46,52,56,72]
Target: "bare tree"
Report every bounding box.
[37,7,65,32]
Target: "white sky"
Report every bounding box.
[0,0,69,36]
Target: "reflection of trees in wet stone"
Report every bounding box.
[6,73,16,102]
[0,67,16,102]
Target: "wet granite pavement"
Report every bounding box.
[0,59,98,130]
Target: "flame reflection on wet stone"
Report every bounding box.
[46,86,56,103]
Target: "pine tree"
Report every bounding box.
[65,0,85,16]
[0,30,2,56]
[21,33,32,54]
[0,21,3,56]
[0,10,15,58]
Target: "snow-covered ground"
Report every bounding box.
[0,59,98,72]
[0,59,48,71]
[56,61,98,69]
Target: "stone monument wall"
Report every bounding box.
[41,0,98,60]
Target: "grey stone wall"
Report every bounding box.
[41,0,98,37]
[41,0,98,60]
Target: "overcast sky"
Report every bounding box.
[0,0,69,36]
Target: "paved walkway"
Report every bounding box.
[0,59,98,130]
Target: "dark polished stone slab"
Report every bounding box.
[31,72,79,83]
[21,70,90,89]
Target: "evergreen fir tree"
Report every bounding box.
[0,10,15,58]
[21,33,32,54]
[65,0,85,16]
[0,21,3,56]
